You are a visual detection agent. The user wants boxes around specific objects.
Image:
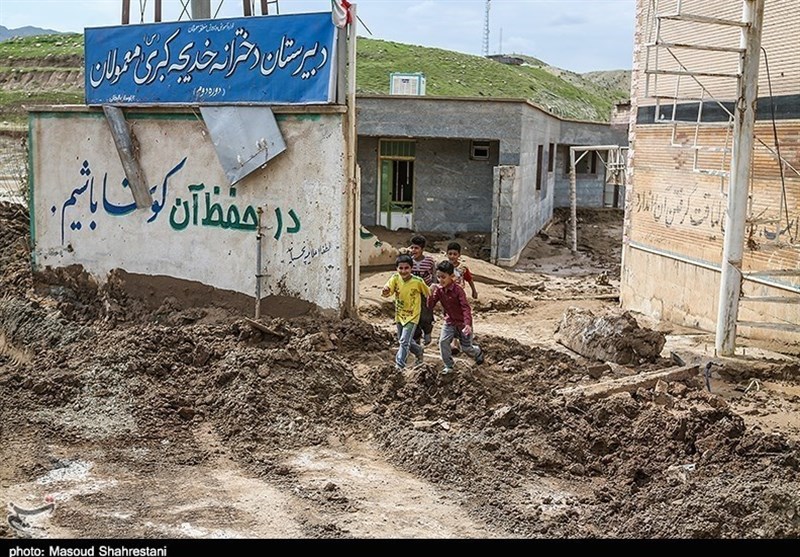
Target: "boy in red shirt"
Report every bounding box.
[426,260,485,375]
[446,241,478,354]
[446,241,478,299]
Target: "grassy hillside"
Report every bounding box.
[0,33,631,130]
[357,39,629,121]
[0,34,84,130]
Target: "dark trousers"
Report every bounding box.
[413,296,434,342]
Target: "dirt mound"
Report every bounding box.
[1,200,799,539]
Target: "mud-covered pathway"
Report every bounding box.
[1,202,799,540]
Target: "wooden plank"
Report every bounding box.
[737,321,800,332]
[739,296,800,303]
[548,294,619,301]
[556,364,699,400]
[244,317,285,338]
[102,106,152,210]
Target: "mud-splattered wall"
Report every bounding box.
[28,107,351,313]
[622,0,800,345]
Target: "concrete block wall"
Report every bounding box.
[357,135,379,227]
[490,165,520,266]
[411,138,496,233]
[356,96,624,265]
[553,119,629,208]
[29,107,351,313]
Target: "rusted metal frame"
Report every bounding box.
[569,145,621,253]
[177,0,191,20]
[255,207,263,319]
[261,0,280,15]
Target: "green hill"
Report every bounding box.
[0,33,631,130]
[357,40,630,121]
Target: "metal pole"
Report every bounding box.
[569,147,579,253]
[190,0,211,19]
[715,0,764,356]
[255,207,263,319]
[344,4,359,316]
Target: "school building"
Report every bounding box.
[356,95,627,267]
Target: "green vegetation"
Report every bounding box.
[0,34,84,129]
[0,33,83,57]
[0,33,630,129]
[357,39,630,121]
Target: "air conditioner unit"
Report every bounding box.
[389,72,426,96]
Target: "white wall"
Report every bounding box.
[30,108,350,312]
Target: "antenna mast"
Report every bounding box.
[482,0,491,56]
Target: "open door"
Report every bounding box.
[378,140,416,230]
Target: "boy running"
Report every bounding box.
[446,241,478,355]
[408,235,436,346]
[446,241,478,299]
[427,260,485,375]
[382,253,431,370]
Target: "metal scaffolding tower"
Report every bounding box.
[482,0,491,56]
[121,0,280,23]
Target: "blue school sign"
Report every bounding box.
[85,12,338,105]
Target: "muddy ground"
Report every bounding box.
[1,201,799,540]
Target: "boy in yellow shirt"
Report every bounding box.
[382,254,431,370]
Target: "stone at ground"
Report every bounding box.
[554,306,667,364]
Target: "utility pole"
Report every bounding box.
[190,0,210,19]
[482,0,491,56]
[715,0,765,356]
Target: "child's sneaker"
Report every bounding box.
[475,348,485,365]
[441,366,454,375]
[423,332,432,345]
[414,350,424,367]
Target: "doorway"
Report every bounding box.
[378,140,416,230]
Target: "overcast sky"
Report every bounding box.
[0,0,635,73]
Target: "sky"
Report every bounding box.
[0,0,635,73]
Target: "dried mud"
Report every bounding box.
[1,201,798,539]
